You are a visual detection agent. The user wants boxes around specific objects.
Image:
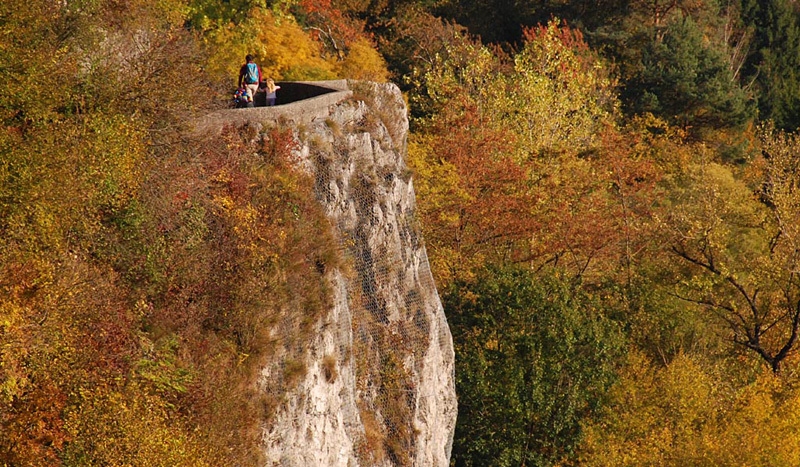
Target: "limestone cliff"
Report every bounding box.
[197,81,457,466]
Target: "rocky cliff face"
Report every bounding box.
[203,81,457,466]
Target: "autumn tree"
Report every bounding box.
[657,127,800,373]
[500,21,618,158]
[294,0,363,57]
[193,0,388,86]
[578,352,800,466]
[0,0,216,463]
[409,105,533,284]
[410,20,624,284]
[1,0,344,463]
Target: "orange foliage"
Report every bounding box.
[0,120,340,464]
[2,380,68,466]
[410,99,535,283]
[300,0,364,56]
[522,20,590,54]
[412,102,675,288]
[136,125,339,460]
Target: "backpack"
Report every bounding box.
[234,88,252,107]
[244,63,259,84]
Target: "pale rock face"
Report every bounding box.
[261,271,361,467]
[259,82,457,466]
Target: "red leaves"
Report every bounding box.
[418,101,541,279]
[1,380,69,465]
[415,90,669,286]
[522,20,589,53]
[298,0,365,55]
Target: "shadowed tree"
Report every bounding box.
[446,267,623,467]
[624,15,752,134]
[739,0,800,131]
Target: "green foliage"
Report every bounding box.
[446,267,623,467]
[401,2,800,465]
[187,0,262,30]
[654,145,800,373]
[625,15,753,133]
[739,0,800,131]
[403,0,798,133]
[621,275,732,366]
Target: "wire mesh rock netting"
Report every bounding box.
[258,82,456,466]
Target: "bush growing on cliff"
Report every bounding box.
[0,0,341,463]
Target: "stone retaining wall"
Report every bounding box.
[192,80,352,136]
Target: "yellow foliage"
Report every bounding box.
[62,385,214,466]
[0,301,30,403]
[663,161,767,258]
[204,9,336,85]
[250,9,336,81]
[503,19,618,158]
[203,23,251,81]
[578,352,800,466]
[624,113,693,171]
[201,8,387,89]
[122,0,190,29]
[335,37,389,82]
[407,136,478,284]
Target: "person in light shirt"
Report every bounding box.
[265,78,280,106]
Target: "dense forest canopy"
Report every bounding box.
[3,0,800,465]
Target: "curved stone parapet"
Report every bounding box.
[192,80,353,136]
[273,80,349,104]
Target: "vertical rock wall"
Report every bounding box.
[259,82,457,466]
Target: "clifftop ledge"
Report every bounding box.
[192,80,353,136]
[202,80,457,466]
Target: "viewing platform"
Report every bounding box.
[193,80,353,135]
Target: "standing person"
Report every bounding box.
[238,54,261,105]
[265,78,280,106]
